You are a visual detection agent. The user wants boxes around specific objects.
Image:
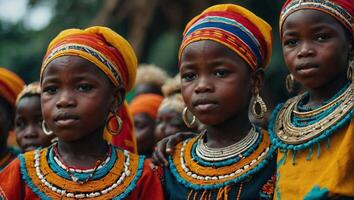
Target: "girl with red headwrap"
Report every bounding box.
[0,27,163,200]
[269,0,354,199]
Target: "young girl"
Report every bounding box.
[162,4,276,199]
[0,26,163,199]
[15,82,56,153]
[0,67,24,170]
[269,0,353,199]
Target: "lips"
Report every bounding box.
[23,143,40,152]
[295,63,319,75]
[54,112,79,127]
[192,98,218,112]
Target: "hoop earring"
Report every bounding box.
[42,121,53,136]
[347,60,353,81]
[182,107,196,128]
[106,114,123,136]
[251,89,267,119]
[285,74,295,93]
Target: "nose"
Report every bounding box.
[194,76,213,94]
[297,41,315,58]
[23,125,39,138]
[55,90,76,108]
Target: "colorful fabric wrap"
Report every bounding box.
[280,0,354,36]
[129,94,164,119]
[40,26,138,153]
[178,4,272,70]
[15,82,41,105]
[0,68,25,107]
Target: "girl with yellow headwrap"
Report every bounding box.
[0,27,163,200]
[161,4,277,199]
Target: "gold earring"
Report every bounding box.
[285,74,295,93]
[42,121,53,136]
[251,88,267,119]
[182,107,197,128]
[106,114,123,136]
[347,60,353,81]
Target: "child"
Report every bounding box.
[129,93,164,156]
[15,82,56,152]
[155,74,200,143]
[162,4,276,199]
[269,0,354,199]
[0,26,163,199]
[0,68,24,170]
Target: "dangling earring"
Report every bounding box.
[251,88,267,119]
[182,107,197,128]
[347,60,353,81]
[42,121,53,136]
[285,74,295,93]
[106,114,123,136]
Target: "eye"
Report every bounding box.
[42,86,58,95]
[181,72,197,82]
[214,69,230,78]
[77,83,93,92]
[283,39,298,47]
[315,34,329,42]
[15,118,25,129]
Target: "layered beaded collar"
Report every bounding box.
[19,145,144,199]
[168,128,275,190]
[269,82,353,152]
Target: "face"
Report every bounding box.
[155,108,188,142]
[133,113,155,155]
[180,40,254,125]
[41,56,118,142]
[282,9,352,90]
[15,96,54,152]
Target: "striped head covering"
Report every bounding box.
[179,4,273,70]
[16,82,41,105]
[0,68,25,107]
[280,0,354,36]
[130,94,164,119]
[40,26,138,153]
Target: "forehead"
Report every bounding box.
[283,9,346,32]
[42,55,110,83]
[16,96,41,111]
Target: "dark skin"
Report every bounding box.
[134,112,156,156]
[282,9,353,107]
[135,84,163,96]
[0,99,13,159]
[41,56,123,168]
[15,95,54,152]
[154,108,192,143]
[152,40,263,165]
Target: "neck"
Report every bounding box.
[204,107,252,148]
[57,130,108,168]
[305,76,349,107]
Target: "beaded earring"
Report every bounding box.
[106,113,123,136]
[251,88,267,119]
[42,121,53,136]
[182,107,197,128]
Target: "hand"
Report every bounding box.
[151,132,197,167]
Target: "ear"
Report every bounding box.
[250,68,265,95]
[110,86,126,113]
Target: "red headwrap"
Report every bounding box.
[129,94,164,119]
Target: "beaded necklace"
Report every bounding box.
[269,82,353,152]
[168,128,275,190]
[19,145,145,199]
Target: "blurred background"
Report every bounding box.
[0,0,290,105]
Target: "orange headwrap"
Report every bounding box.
[129,94,164,119]
[40,26,138,153]
[0,68,25,107]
